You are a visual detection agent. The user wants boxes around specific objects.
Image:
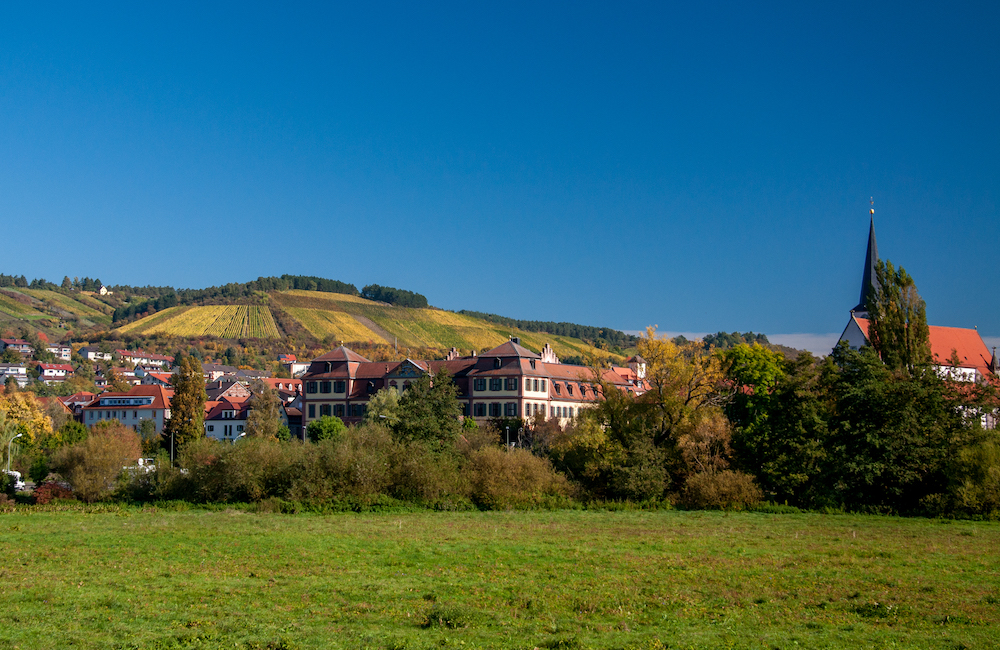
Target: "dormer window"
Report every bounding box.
[567,384,574,396]
[554,383,561,395]
[494,358,501,369]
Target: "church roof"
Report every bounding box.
[852,217,880,315]
[852,316,994,375]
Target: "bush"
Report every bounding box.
[33,481,75,505]
[681,470,762,510]
[180,436,305,503]
[50,422,141,502]
[466,447,572,509]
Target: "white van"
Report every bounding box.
[3,470,25,491]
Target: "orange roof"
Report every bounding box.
[854,317,993,375]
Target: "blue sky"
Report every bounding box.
[2,2,997,352]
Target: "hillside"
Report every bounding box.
[0,287,115,336]
[114,290,622,361]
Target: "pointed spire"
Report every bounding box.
[990,347,998,374]
[852,199,880,316]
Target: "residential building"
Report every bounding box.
[37,363,74,384]
[46,344,72,361]
[0,363,28,388]
[81,385,173,432]
[1,339,33,356]
[204,398,250,441]
[202,363,239,382]
[117,349,173,367]
[79,345,113,362]
[300,340,648,427]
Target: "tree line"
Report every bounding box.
[361,284,429,308]
[457,311,639,350]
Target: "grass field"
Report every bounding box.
[1,508,998,649]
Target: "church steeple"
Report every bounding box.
[852,199,879,317]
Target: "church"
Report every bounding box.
[837,213,998,383]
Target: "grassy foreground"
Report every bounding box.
[1,508,998,649]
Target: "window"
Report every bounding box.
[493,358,501,369]
[525,378,531,392]
[306,381,318,394]
[488,402,501,417]
[207,425,214,432]
[540,404,546,416]
[554,383,561,395]
[334,380,346,394]
[530,359,536,370]
[320,381,332,394]
[474,403,486,417]
[133,411,138,419]
[489,378,503,391]
[505,403,518,417]
[237,425,244,432]
[505,377,518,391]
[367,381,376,394]
[89,412,94,420]
[474,378,486,391]
[567,384,574,396]
[533,379,539,392]
[308,404,315,418]
[463,403,471,416]
[320,404,331,417]
[334,404,345,417]
[540,380,546,392]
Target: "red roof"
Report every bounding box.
[313,346,370,363]
[482,340,541,359]
[854,317,994,375]
[38,363,74,372]
[83,385,174,410]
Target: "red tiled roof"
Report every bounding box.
[854,317,993,374]
[38,363,74,372]
[482,340,541,359]
[313,346,370,363]
[83,385,173,410]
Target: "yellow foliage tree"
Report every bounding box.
[636,326,731,446]
[0,392,54,447]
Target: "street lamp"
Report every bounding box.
[233,432,247,445]
[7,433,23,472]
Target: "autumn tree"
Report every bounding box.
[164,356,206,454]
[244,380,282,438]
[51,421,141,502]
[635,326,731,447]
[866,260,932,374]
[393,368,463,448]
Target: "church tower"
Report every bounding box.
[851,201,879,318]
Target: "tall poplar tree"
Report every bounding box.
[165,356,206,452]
[866,260,932,374]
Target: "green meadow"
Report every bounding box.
[1,508,998,649]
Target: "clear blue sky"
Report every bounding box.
[2,2,997,347]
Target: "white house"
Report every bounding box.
[0,363,28,388]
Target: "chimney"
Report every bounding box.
[511,337,520,345]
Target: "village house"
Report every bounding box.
[204,398,250,441]
[79,345,113,362]
[37,362,74,384]
[117,349,173,367]
[0,363,28,388]
[81,385,173,433]
[299,340,648,427]
[1,338,33,356]
[46,344,72,361]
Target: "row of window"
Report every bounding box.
[306,380,348,394]
[89,410,153,421]
[472,377,550,393]
[206,424,244,435]
[472,402,520,417]
[307,403,367,419]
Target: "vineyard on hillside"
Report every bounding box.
[115,305,281,339]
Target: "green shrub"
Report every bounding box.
[50,422,141,502]
[466,447,572,510]
[681,470,762,510]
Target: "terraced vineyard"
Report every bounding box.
[270,290,620,360]
[116,305,281,339]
